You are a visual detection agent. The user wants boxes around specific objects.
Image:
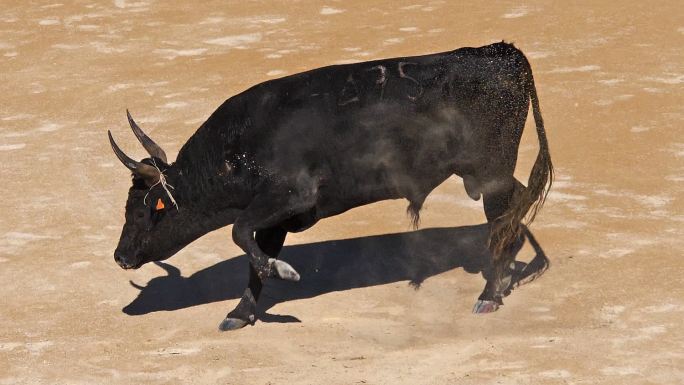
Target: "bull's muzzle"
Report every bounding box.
[114,252,140,270]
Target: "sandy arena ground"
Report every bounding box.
[1,1,682,384]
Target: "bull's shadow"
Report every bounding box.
[123,224,548,322]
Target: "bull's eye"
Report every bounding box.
[155,198,165,211]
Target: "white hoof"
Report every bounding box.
[472,300,500,314]
[269,258,300,282]
[218,317,250,331]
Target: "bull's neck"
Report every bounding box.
[170,97,253,229]
[165,166,243,235]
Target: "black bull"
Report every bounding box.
[108,42,553,330]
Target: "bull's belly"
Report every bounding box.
[312,165,452,220]
[282,189,403,234]
[315,186,404,220]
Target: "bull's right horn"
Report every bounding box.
[127,110,168,164]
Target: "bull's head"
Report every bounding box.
[109,111,187,270]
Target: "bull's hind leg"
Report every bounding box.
[473,177,525,314]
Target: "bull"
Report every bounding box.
[108,42,553,331]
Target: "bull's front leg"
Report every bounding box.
[219,198,306,331]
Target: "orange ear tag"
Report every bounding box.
[155,198,165,210]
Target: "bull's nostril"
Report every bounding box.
[114,252,132,269]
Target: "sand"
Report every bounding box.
[1,1,682,384]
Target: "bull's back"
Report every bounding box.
[248,43,527,188]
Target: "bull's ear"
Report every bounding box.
[127,110,168,164]
[108,130,161,185]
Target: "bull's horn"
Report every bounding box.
[127,109,168,164]
[108,130,160,183]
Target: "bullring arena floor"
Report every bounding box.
[1,1,682,384]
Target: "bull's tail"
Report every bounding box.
[490,58,554,256]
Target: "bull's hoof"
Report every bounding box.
[269,258,300,282]
[472,300,500,314]
[218,316,251,331]
[219,288,256,331]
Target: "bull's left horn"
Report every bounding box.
[108,130,160,183]
[127,109,168,163]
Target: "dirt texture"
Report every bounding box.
[1,1,682,384]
